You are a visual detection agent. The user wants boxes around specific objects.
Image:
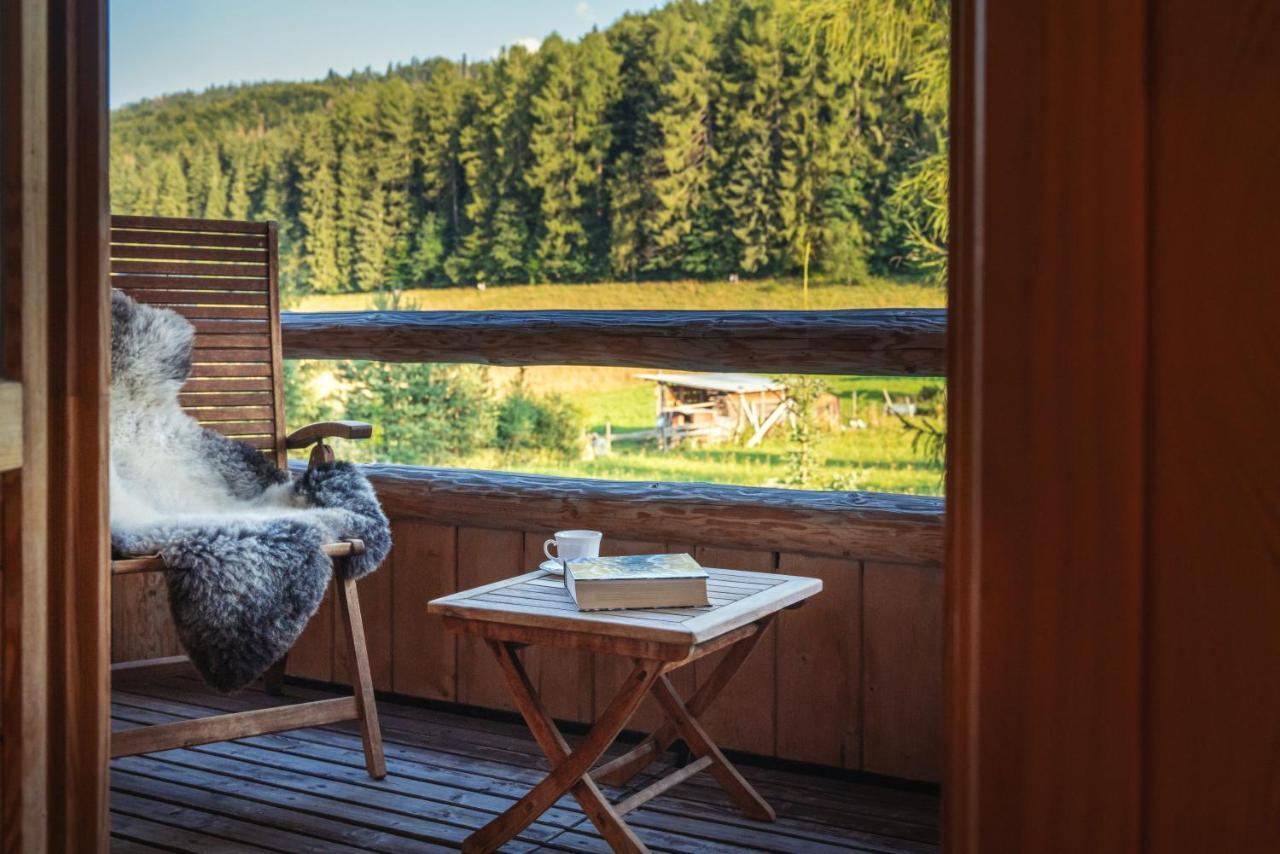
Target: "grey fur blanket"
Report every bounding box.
[109,291,391,692]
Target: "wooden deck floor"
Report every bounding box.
[110,673,940,852]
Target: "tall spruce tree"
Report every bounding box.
[711,0,786,275]
[297,117,342,292]
[108,0,949,292]
[646,2,716,275]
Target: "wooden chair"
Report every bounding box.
[108,215,386,778]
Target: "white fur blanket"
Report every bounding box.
[110,291,390,691]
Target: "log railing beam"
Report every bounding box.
[281,309,947,377]
[324,463,944,566]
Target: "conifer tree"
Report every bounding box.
[646,3,716,275]
[527,33,620,281]
[712,0,786,275]
[154,155,189,217]
[297,118,342,292]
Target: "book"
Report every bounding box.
[563,553,709,611]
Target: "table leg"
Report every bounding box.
[463,641,661,854]
[594,615,776,787]
[649,674,775,821]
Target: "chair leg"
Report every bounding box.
[336,571,387,779]
[262,654,288,696]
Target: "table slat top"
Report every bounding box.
[429,567,822,646]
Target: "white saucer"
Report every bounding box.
[539,559,565,575]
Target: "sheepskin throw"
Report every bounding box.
[109,290,391,692]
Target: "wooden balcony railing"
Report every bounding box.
[115,303,947,783]
[281,308,947,376]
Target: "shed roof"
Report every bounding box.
[635,372,786,394]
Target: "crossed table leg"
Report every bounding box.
[462,618,777,853]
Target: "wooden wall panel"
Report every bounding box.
[110,573,180,663]
[863,563,942,781]
[391,521,456,701]
[692,546,778,755]
[335,548,393,689]
[109,517,943,780]
[590,538,683,734]
[285,584,333,682]
[775,554,862,768]
[521,534,594,723]
[454,527,524,712]
[947,0,1148,847]
[1145,2,1280,850]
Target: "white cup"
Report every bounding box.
[543,530,602,568]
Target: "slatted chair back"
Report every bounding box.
[109,215,287,468]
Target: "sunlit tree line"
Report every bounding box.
[111,0,948,293]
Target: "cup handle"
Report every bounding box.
[543,539,558,561]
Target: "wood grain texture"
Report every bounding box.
[111,215,268,234]
[360,463,943,565]
[454,527,525,712]
[45,0,112,843]
[775,554,861,768]
[862,562,941,782]
[335,554,392,691]
[1,1,53,843]
[109,214,288,470]
[111,697,357,759]
[391,521,457,701]
[522,534,594,724]
[281,308,947,376]
[589,538,679,733]
[109,228,266,249]
[0,382,22,472]
[691,547,776,755]
[285,582,334,682]
[110,573,181,662]
[1145,2,1280,850]
[947,0,1147,846]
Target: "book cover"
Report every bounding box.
[566,552,705,581]
[564,553,709,611]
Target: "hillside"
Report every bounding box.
[111,0,948,296]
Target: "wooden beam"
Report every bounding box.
[280,309,947,376]
[45,0,112,848]
[0,382,22,471]
[110,697,358,758]
[946,0,1147,849]
[349,463,943,565]
[1,0,51,847]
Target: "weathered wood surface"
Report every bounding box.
[281,309,948,376]
[116,517,943,781]
[429,567,818,651]
[357,463,945,566]
[108,671,941,852]
[109,215,290,466]
[0,382,22,472]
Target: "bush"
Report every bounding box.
[495,390,582,458]
[337,360,494,465]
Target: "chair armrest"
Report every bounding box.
[285,420,373,450]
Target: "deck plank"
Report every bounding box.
[111,672,938,852]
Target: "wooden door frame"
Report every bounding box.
[946,0,1149,850]
[948,0,1280,850]
[1,0,110,849]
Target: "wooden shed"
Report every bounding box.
[638,373,841,449]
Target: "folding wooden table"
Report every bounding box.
[429,566,822,853]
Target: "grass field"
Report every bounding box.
[291,276,944,313]
[292,278,947,495]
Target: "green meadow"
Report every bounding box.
[292,278,947,496]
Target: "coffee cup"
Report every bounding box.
[543,530,602,570]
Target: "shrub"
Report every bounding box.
[495,389,583,458]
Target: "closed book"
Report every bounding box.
[564,553,709,611]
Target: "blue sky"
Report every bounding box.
[109,0,665,108]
